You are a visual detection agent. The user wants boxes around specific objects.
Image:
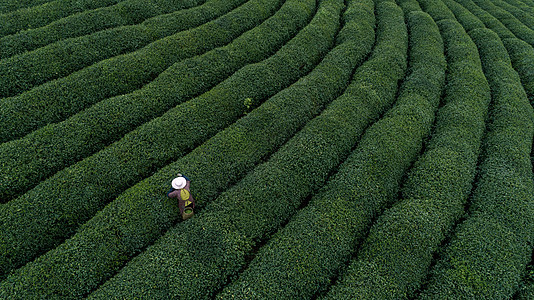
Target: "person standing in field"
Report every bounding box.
[167,174,195,220]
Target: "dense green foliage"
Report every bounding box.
[517,262,534,299]
[0,0,278,143]
[0,0,352,294]
[0,0,202,56]
[0,1,370,295]
[0,0,241,98]
[446,0,534,104]
[492,0,534,29]
[320,9,446,300]
[0,0,285,201]
[0,0,304,278]
[1,0,533,298]
[503,38,534,103]
[327,16,490,299]
[396,0,422,13]
[217,6,446,300]
[442,0,485,31]
[455,0,516,38]
[0,0,52,14]
[86,0,405,299]
[417,0,455,21]
[0,0,335,283]
[420,27,534,300]
[472,0,534,45]
[0,0,125,37]
[502,0,534,16]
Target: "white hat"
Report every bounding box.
[171,177,187,189]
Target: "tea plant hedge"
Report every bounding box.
[501,0,534,16]
[316,10,445,300]
[0,2,349,297]
[0,0,125,37]
[454,0,516,39]
[1,0,534,297]
[441,0,485,31]
[472,0,534,45]
[503,38,534,104]
[396,0,422,13]
[517,263,534,299]
[323,16,491,299]
[447,0,534,104]
[0,0,203,57]
[87,0,407,298]
[416,0,455,21]
[492,0,534,29]
[0,2,374,296]
[419,27,534,300]
[0,0,283,144]
[218,7,445,299]
[0,0,243,97]
[448,0,534,118]
[0,0,287,202]
[0,0,52,14]
[0,0,335,282]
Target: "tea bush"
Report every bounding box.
[0,0,285,203]
[0,0,335,284]
[491,0,534,28]
[420,27,534,300]
[0,1,347,297]
[0,0,297,279]
[0,0,280,143]
[327,18,490,299]
[0,0,125,37]
[88,0,407,298]
[320,9,446,299]
[0,0,240,97]
[474,0,534,44]
[0,0,202,55]
[0,0,52,14]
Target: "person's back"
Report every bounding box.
[167,174,195,220]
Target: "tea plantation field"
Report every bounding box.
[1,0,534,298]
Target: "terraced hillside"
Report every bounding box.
[0,0,533,298]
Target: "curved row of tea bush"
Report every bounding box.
[326,17,491,299]
[492,0,534,29]
[521,0,534,6]
[86,1,407,299]
[419,27,534,300]
[218,8,445,300]
[0,0,203,59]
[0,0,125,37]
[446,0,534,100]
[441,0,485,31]
[472,0,534,45]
[0,1,347,296]
[0,0,51,14]
[448,0,534,104]
[0,0,313,203]
[503,38,534,103]
[0,0,333,282]
[0,0,244,99]
[396,0,421,13]
[315,11,444,300]
[454,0,515,38]
[416,0,455,21]
[511,0,534,7]
[502,0,534,15]
[0,0,282,159]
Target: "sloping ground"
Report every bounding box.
[0,0,533,298]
